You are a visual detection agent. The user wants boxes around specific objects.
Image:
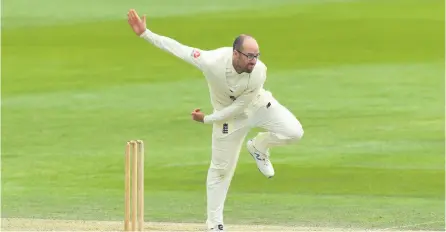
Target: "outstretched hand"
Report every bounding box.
[191,108,205,123]
[127,9,147,36]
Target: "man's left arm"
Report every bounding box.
[203,87,259,124]
[201,63,268,124]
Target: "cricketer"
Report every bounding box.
[127,9,304,231]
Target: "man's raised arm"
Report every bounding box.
[139,29,206,70]
[127,9,207,70]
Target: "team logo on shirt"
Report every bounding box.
[191,49,201,58]
[222,123,228,134]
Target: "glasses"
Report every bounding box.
[237,50,260,60]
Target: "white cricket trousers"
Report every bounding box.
[205,98,304,228]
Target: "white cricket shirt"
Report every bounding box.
[140,29,273,124]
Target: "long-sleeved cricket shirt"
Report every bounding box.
[140,29,273,124]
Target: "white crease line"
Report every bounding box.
[377,220,444,231]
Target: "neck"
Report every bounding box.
[232,61,243,74]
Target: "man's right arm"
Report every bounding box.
[139,29,208,71]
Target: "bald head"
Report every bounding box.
[232,34,259,52]
[232,34,260,74]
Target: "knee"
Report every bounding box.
[208,161,236,179]
[283,126,304,144]
[207,166,236,187]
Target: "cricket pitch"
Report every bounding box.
[1,218,440,232]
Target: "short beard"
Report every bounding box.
[232,61,244,74]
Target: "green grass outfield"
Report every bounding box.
[2,0,445,231]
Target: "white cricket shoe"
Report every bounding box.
[247,139,275,178]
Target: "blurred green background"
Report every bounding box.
[2,0,445,230]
